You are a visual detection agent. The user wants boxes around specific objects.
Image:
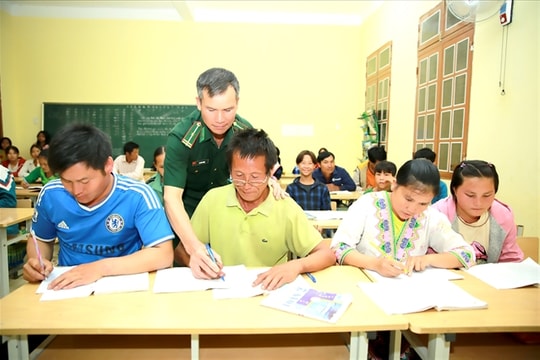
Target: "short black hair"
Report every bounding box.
[413,147,437,163]
[226,128,278,175]
[374,160,397,176]
[317,151,334,163]
[48,124,112,174]
[367,146,387,163]
[123,141,139,154]
[450,160,499,197]
[395,159,440,195]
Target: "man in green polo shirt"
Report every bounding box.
[190,128,335,290]
[164,68,252,274]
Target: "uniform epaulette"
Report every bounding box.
[232,119,250,132]
[181,121,202,148]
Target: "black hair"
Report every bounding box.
[36,130,51,147]
[48,124,112,174]
[450,160,499,197]
[395,159,440,195]
[226,128,277,175]
[296,150,317,165]
[4,145,20,156]
[317,151,335,163]
[0,137,12,149]
[123,141,139,154]
[374,160,397,176]
[413,147,437,163]
[197,67,240,99]
[151,146,166,171]
[318,147,329,154]
[367,146,387,163]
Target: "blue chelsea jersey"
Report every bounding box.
[32,174,174,266]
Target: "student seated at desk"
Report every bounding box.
[113,141,145,181]
[362,160,396,194]
[146,146,166,204]
[433,160,523,264]
[313,151,356,192]
[286,150,331,211]
[0,164,18,235]
[188,129,335,290]
[23,124,174,290]
[21,149,58,188]
[19,144,41,178]
[331,159,475,277]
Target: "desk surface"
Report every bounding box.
[15,187,42,198]
[0,208,34,227]
[0,265,408,336]
[405,271,540,334]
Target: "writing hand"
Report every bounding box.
[189,245,224,280]
[375,257,405,278]
[22,257,53,283]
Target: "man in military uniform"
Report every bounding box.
[164,68,252,276]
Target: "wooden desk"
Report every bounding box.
[0,208,34,298]
[403,271,540,359]
[306,210,345,230]
[0,266,408,360]
[15,187,42,202]
[330,191,362,202]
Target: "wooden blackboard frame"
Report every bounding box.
[43,103,197,167]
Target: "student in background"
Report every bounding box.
[164,67,285,271]
[331,158,475,276]
[35,130,51,150]
[433,160,523,263]
[23,124,174,289]
[0,137,12,162]
[313,151,356,192]
[286,150,331,211]
[21,149,58,188]
[353,145,387,191]
[0,164,18,235]
[19,144,41,178]
[413,147,448,203]
[113,141,145,181]
[147,146,166,203]
[1,145,26,177]
[190,129,335,289]
[362,160,397,194]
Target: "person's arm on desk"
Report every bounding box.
[253,241,335,291]
[164,185,223,279]
[46,241,172,290]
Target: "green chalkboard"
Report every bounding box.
[43,103,197,167]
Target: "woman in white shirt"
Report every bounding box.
[19,144,41,177]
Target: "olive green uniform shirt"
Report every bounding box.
[164,109,252,217]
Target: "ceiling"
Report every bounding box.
[0,0,384,26]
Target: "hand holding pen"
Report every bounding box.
[205,243,225,281]
[22,233,52,282]
[370,241,407,277]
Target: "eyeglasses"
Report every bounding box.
[231,176,268,187]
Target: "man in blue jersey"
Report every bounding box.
[23,124,174,290]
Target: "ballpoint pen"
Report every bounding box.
[205,243,225,281]
[32,232,47,279]
[370,241,407,274]
[305,272,317,283]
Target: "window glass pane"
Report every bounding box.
[446,7,461,29]
[418,87,426,112]
[429,54,438,81]
[421,11,440,44]
[444,45,454,76]
[427,114,435,139]
[419,59,428,84]
[417,116,425,140]
[442,78,453,107]
[452,109,464,138]
[379,47,390,69]
[367,57,377,76]
[366,84,376,103]
[440,111,451,138]
[380,123,387,142]
[379,78,389,97]
[378,100,388,120]
[454,74,466,104]
[456,38,469,71]
[450,143,463,170]
[428,84,437,110]
[439,143,449,171]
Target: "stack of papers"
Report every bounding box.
[358,280,487,315]
[37,267,149,301]
[465,257,540,289]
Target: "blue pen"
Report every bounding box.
[305,272,317,283]
[205,243,225,281]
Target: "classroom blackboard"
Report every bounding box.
[43,103,197,167]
